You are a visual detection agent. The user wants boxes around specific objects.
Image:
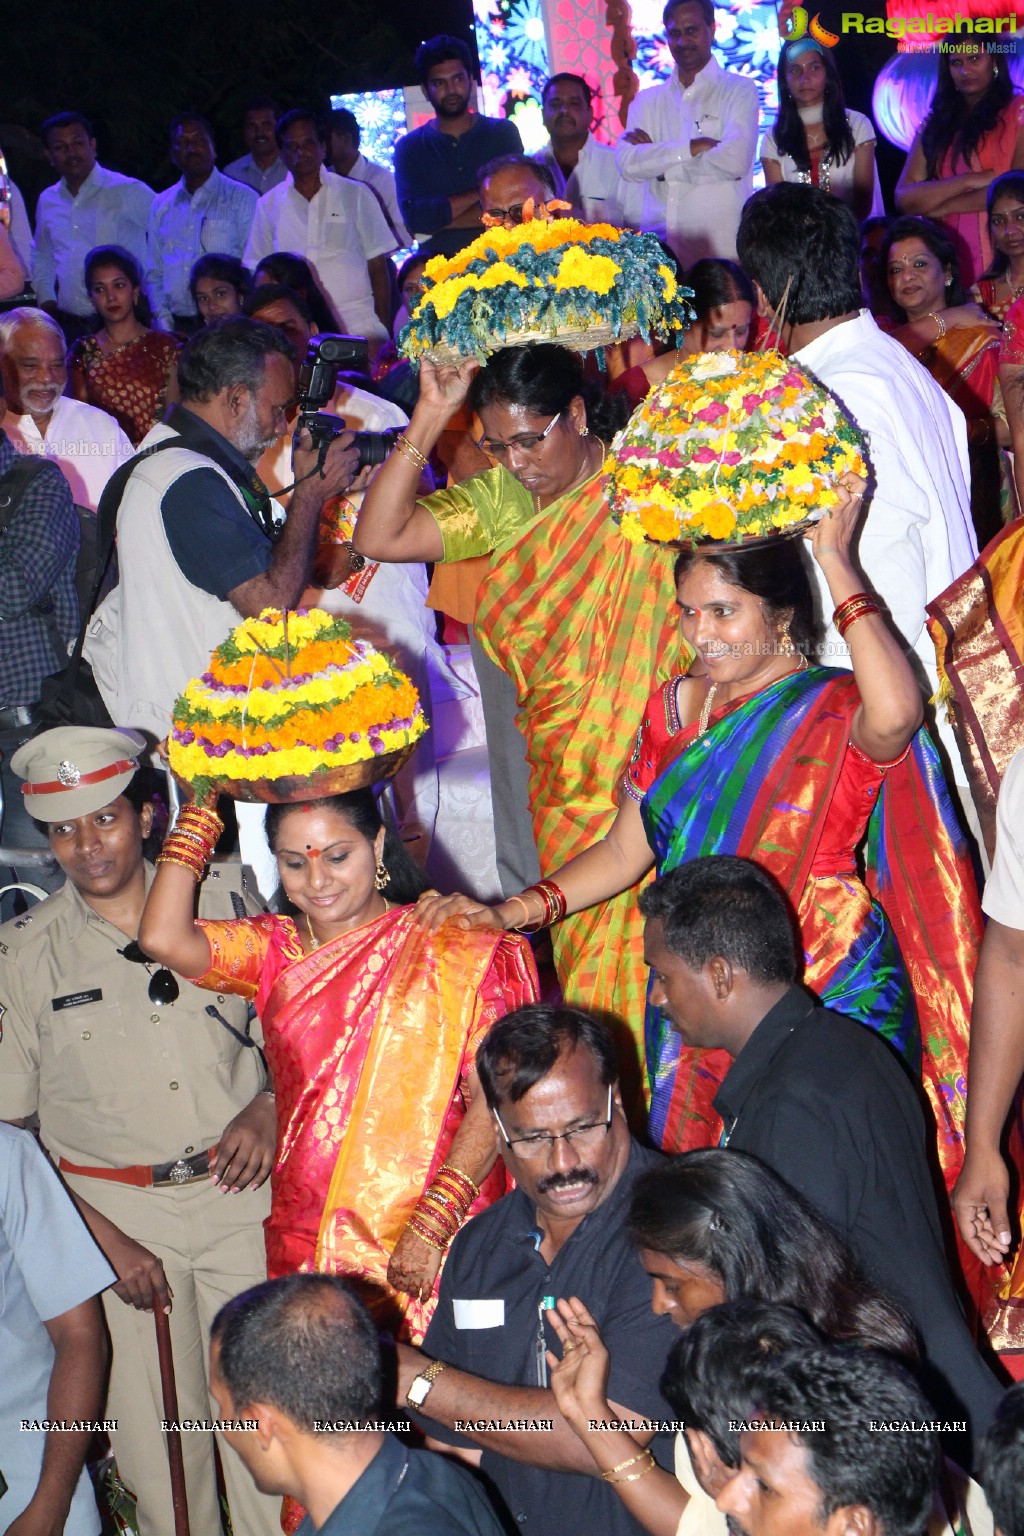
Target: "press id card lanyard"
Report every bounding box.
[537,1294,556,1387]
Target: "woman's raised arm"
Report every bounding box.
[353,358,479,564]
[809,476,924,763]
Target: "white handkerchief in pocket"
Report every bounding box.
[453,1298,505,1329]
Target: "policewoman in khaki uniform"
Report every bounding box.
[0,727,281,1536]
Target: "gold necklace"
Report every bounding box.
[928,311,947,340]
[697,683,718,736]
[305,899,390,950]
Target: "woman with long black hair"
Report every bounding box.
[761,38,880,222]
[896,42,1024,287]
[542,1151,921,1536]
[67,244,181,444]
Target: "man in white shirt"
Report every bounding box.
[148,114,258,332]
[616,0,759,265]
[736,182,978,790]
[224,98,287,195]
[0,307,132,512]
[328,107,412,248]
[245,111,395,353]
[2,171,33,272]
[34,112,153,341]
[538,74,643,227]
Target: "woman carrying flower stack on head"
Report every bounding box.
[413,354,980,1214]
[140,609,539,1345]
[355,219,692,1099]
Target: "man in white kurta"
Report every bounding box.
[244,112,395,346]
[0,307,132,510]
[736,183,978,793]
[615,0,759,265]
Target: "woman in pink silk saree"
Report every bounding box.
[142,790,538,1343]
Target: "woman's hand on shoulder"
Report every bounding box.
[414,889,507,934]
[948,301,998,329]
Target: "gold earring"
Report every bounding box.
[579,424,590,437]
[779,623,795,655]
[374,860,389,891]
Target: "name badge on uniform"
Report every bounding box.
[453,1298,505,1329]
[52,989,103,1011]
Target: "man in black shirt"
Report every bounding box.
[398,1004,678,1536]
[211,1274,503,1536]
[640,856,1002,1467]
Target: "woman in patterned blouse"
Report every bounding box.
[67,244,181,446]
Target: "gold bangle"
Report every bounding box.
[504,894,533,931]
[396,433,429,469]
[602,1449,656,1483]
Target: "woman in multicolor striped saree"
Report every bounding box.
[415,485,981,1218]
[354,344,681,1093]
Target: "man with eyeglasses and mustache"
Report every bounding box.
[0,724,284,1536]
[397,1004,678,1536]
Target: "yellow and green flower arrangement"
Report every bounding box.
[168,608,428,803]
[399,217,695,363]
[608,350,868,546]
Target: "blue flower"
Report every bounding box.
[730,7,784,68]
[501,0,550,73]
[483,37,510,73]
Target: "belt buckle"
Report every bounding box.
[167,1158,194,1185]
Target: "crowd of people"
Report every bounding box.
[6,7,1024,1536]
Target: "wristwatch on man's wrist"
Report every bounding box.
[406,1358,448,1408]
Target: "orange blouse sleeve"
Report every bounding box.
[188,913,284,999]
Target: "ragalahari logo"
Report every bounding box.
[781,5,841,44]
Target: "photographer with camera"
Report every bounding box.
[85,316,361,749]
[246,284,446,880]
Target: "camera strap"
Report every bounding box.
[162,405,277,540]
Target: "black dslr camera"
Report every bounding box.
[296,334,400,472]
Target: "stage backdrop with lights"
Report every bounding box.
[332,0,783,207]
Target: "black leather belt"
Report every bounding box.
[0,705,33,734]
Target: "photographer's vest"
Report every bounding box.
[85,421,278,745]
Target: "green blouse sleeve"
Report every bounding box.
[421,466,534,562]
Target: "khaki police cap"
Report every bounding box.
[11,726,148,821]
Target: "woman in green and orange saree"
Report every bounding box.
[355,345,680,1094]
[140,789,538,1344]
[418,487,981,1226]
